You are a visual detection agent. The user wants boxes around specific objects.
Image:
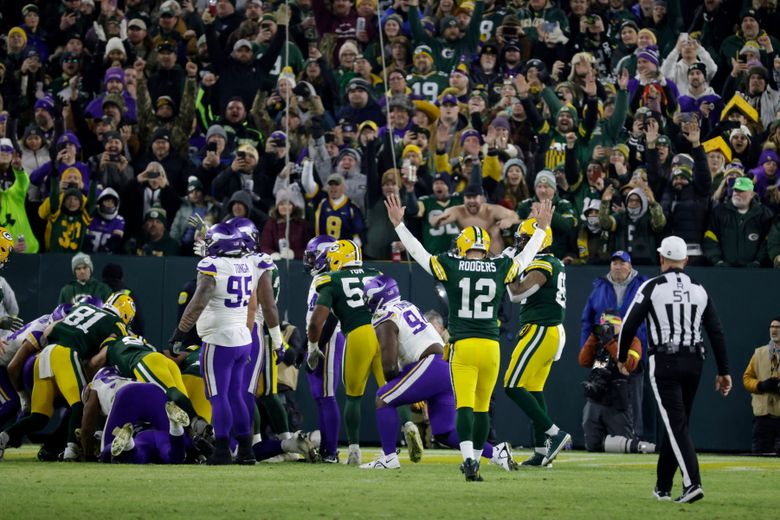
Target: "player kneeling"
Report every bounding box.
[359,275,517,471]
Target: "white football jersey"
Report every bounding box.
[306,275,342,336]
[372,299,442,370]
[87,367,137,416]
[0,314,51,367]
[196,256,255,346]
[247,252,277,325]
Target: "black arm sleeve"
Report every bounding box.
[317,312,339,350]
[702,296,729,375]
[617,282,652,362]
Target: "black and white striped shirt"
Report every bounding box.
[617,268,729,375]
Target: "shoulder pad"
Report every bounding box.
[196,258,218,276]
[314,274,332,289]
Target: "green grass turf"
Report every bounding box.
[1,446,778,519]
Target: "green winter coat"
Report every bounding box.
[408,2,484,71]
[703,199,774,267]
[58,278,113,305]
[517,193,577,259]
[0,167,39,253]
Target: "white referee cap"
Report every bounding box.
[657,236,687,261]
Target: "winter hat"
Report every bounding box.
[637,45,659,67]
[34,95,55,114]
[402,144,422,160]
[206,124,227,141]
[337,147,362,167]
[7,27,27,46]
[104,37,125,57]
[490,117,510,130]
[277,66,296,88]
[503,158,526,178]
[57,132,81,151]
[433,172,453,191]
[460,128,483,146]
[103,67,125,86]
[613,143,630,160]
[71,252,93,274]
[338,41,359,59]
[637,28,657,45]
[534,170,557,190]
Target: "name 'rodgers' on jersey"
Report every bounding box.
[429,253,520,342]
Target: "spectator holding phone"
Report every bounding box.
[212,143,264,206]
[88,130,134,195]
[121,161,181,245]
[194,124,232,195]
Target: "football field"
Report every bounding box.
[1,447,778,519]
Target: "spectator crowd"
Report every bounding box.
[1,0,780,267]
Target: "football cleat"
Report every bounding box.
[520,452,552,468]
[293,431,321,463]
[542,431,571,466]
[111,423,135,458]
[490,442,518,471]
[653,488,672,501]
[403,422,423,463]
[165,402,191,428]
[460,458,483,481]
[346,445,362,465]
[62,442,83,462]
[0,431,8,461]
[360,453,400,469]
[322,452,340,464]
[675,485,704,504]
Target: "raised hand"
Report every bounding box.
[384,192,405,227]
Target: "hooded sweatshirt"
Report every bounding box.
[86,188,126,253]
[750,149,780,200]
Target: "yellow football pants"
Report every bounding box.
[256,341,278,397]
[31,346,86,417]
[449,338,500,412]
[503,324,564,391]
[133,353,189,397]
[182,374,212,423]
[343,324,385,397]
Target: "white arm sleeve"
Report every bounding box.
[394,223,432,275]
[301,159,318,196]
[507,282,541,303]
[512,228,546,271]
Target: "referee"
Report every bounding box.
[617,236,731,504]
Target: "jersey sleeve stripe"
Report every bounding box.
[430,256,447,281]
[314,275,332,288]
[526,261,553,274]
[504,261,520,284]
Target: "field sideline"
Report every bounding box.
[1,446,778,519]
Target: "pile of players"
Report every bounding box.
[0,196,570,479]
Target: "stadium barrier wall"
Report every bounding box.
[7,254,774,452]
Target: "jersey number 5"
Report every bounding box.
[225,275,253,308]
[457,278,496,319]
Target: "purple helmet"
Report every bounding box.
[205,222,244,257]
[228,217,259,252]
[362,274,401,313]
[304,235,336,275]
[75,295,103,308]
[50,303,74,322]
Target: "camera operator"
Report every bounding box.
[213,143,268,210]
[579,310,655,454]
[88,130,134,194]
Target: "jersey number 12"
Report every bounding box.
[457,278,496,319]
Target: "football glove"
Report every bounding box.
[187,213,207,233]
[193,239,207,257]
[0,315,24,331]
[169,327,187,355]
[306,341,325,371]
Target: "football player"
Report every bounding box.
[170,222,257,465]
[303,235,346,463]
[231,218,298,450]
[359,275,517,472]
[0,294,132,461]
[80,366,190,463]
[386,193,552,481]
[505,219,571,467]
[307,239,384,465]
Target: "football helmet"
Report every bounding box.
[50,303,74,322]
[514,218,552,252]
[327,240,362,271]
[362,275,401,313]
[0,228,14,269]
[228,217,258,252]
[304,235,336,275]
[456,226,490,257]
[204,222,244,257]
[104,292,136,325]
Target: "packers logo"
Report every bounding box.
[442,48,455,59]
[1,231,12,242]
[748,233,759,241]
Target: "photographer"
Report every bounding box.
[30,133,90,200]
[213,143,265,206]
[88,130,134,194]
[579,310,654,454]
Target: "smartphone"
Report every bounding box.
[207,141,218,153]
[237,151,246,159]
[503,26,518,37]
[109,154,119,162]
[147,170,161,179]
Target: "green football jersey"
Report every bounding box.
[48,303,127,359]
[517,253,566,327]
[430,253,520,342]
[106,335,156,378]
[180,346,202,377]
[421,195,463,254]
[407,71,450,103]
[314,266,382,334]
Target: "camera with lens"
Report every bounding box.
[581,325,617,401]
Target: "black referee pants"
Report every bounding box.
[648,352,703,491]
